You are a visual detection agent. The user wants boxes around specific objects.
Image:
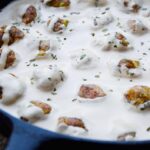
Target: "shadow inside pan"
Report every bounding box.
[0,111,13,150]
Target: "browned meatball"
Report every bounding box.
[53,18,69,33]
[125,86,150,107]
[132,4,141,12]
[31,101,52,114]
[45,0,70,7]
[22,5,37,24]
[115,32,126,40]
[78,84,106,99]
[58,117,86,130]
[123,0,129,7]
[118,59,140,69]
[8,26,24,45]
[0,26,5,48]
[39,40,50,52]
[123,0,141,12]
[115,33,129,47]
[4,50,16,69]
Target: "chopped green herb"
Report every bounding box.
[30,59,36,62]
[47,98,51,101]
[83,79,87,81]
[48,77,52,81]
[147,127,150,131]
[95,75,100,78]
[51,92,57,95]
[80,54,86,60]
[102,28,108,32]
[72,99,77,102]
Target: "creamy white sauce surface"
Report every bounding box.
[0,0,150,141]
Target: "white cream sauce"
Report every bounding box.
[0,0,150,140]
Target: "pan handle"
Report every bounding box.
[0,110,57,150]
[6,128,40,150]
[2,111,42,150]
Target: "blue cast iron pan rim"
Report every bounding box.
[0,0,150,148]
[1,109,150,146]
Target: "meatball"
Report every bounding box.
[35,39,59,59]
[22,5,37,24]
[38,40,50,57]
[0,26,5,48]
[115,59,142,78]
[70,49,98,70]
[118,59,140,69]
[31,101,52,114]
[44,0,70,7]
[78,84,106,99]
[125,86,150,110]
[47,17,69,34]
[58,117,86,129]
[33,66,64,91]
[19,100,52,122]
[52,18,69,33]
[118,0,143,13]
[102,32,130,51]
[128,19,148,34]
[0,74,25,104]
[8,26,24,45]
[0,48,18,70]
[5,50,16,69]
[115,33,129,47]
[92,12,113,29]
[39,40,50,52]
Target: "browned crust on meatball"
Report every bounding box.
[132,4,141,12]
[123,0,140,12]
[53,19,69,32]
[4,50,16,69]
[39,40,50,52]
[115,33,129,47]
[22,5,37,24]
[53,19,62,32]
[125,86,150,106]
[58,117,87,130]
[0,26,5,48]
[8,26,24,45]
[123,0,129,7]
[118,59,140,69]
[0,86,3,99]
[31,101,52,114]
[78,84,106,99]
[46,0,70,7]
[115,33,126,40]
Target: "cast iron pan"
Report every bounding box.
[0,1,150,149]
